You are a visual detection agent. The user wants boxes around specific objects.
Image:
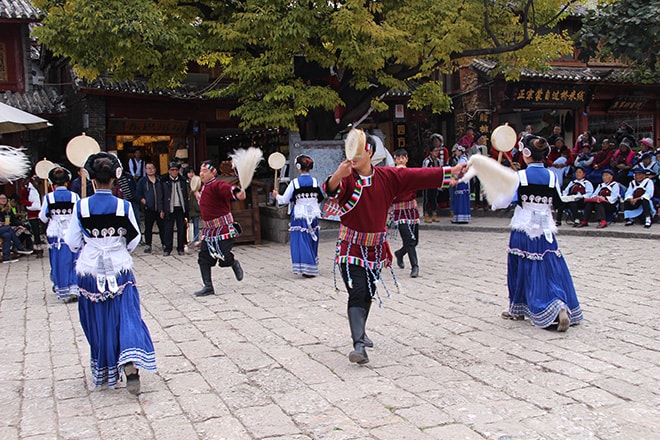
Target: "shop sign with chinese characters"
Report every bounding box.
[108,118,188,135]
[456,111,492,138]
[507,83,589,107]
[607,96,647,113]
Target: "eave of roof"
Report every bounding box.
[0,0,43,20]
[471,58,651,84]
[0,88,66,115]
[74,75,231,101]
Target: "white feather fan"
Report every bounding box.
[229,147,264,189]
[459,154,519,208]
[0,145,31,183]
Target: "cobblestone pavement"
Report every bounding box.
[1,218,659,439]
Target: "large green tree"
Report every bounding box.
[576,0,660,82]
[33,0,575,138]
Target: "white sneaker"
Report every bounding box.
[15,249,33,255]
[2,258,19,264]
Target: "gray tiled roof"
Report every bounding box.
[77,72,418,100]
[0,88,66,114]
[74,75,223,100]
[0,0,43,20]
[471,58,642,84]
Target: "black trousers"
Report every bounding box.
[143,208,164,247]
[198,238,235,268]
[557,199,586,222]
[423,188,438,215]
[396,223,419,250]
[583,202,616,222]
[624,198,652,218]
[340,264,377,312]
[163,207,186,252]
[471,177,484,205]
[28,218,42,245]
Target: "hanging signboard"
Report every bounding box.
[507,83,589,107]
[107,118,188,135]
[607,96,647,113]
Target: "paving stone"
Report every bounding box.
[423,423,486,439]
[3,226,659,439]
[235,403,301,437]
[149,414,198,440]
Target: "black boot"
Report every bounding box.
[408,246,419,278]
[394,248,405,269]
[194,264,214,296]
[347,307,369,364]
[231,260,244,281]
[363,306,374,347]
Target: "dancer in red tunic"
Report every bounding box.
[193,160,246,297]
[324,129,466,364]
[390,148,421,278]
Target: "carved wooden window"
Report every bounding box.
[0,43,7,81]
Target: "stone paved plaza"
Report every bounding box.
[1,218,659,439]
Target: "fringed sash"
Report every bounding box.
[338,224,387,247]
[206,213,234,229]
[334,225,399,307]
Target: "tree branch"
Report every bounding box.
[482,0,500,47]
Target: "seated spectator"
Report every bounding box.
[623,167,655,228]
[574,144,594,176]
[580,169,620,228]
[573,130,596,156]
[638,152,659,176]
[556,166,594,226]
[634,138,655,166]
[546,124,564,147]
[548,137,572,167]
[615,122,636,148]
[588,138,615,184]
[549,149,571,189]
[0,193,34,250]
[610,140,635,186]
[0,194,34,262]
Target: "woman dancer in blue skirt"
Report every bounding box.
[498,134,583,332]
[65,152,156,393]
[450,145,471,223]
[273,154,325,277]
[39,166,80,302]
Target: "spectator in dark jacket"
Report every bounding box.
[70,168,95,198]
[136,162,164,253]
[160,162,189,256]
[113,170,139,222]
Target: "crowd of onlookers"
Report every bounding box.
[1,154,203,263]
[2,124,659,262]
[419,122,659,229]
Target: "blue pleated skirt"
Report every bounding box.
[451,181,472,223]
[77,271,157,388]
[289,215,319,276]
[507,230,583,328]
[47,236,79,300]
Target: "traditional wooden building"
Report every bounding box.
[0,0,64,196]
[452,11,659,149]
[454,59,659,149]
